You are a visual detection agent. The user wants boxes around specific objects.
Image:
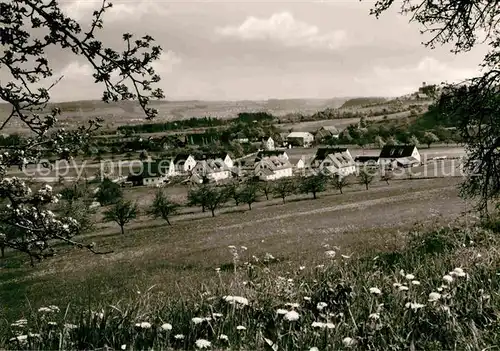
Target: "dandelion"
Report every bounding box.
[310,348,320,351]
[405,302,425,310]
[398,285,409,291]
[343,337,356,347]
[174,334,185,340]
[135,322,151,329]
[195,339,211,349]
[219,334,229,341]
[286,302,300,308]
[215,268,221,272]
[369,287,382,295]
[277,309,289,315]
[399,269,405,276]
[223,295,249,306]
[236,325,246,330]
[161,323,172,331]
[443,275,454,284]
[303,296,311,301]
[428,292,441,302]
[299,266,306,270]
[212,313,223,318]
[192,317,206,324]
[311,321,334,329]
[325,250,336,258]
[316,302,328,311]
[411,280,421,285]
[9,335,28,343]
[48,321,57,326]
[393,282,402,288]
[120,345,126,350]
[405,274,415,280]
[368,313,380,320]
[284,310,300,321]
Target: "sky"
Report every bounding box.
[11,0,490,101]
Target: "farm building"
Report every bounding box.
[127,161,169,186]
[286,132,314,147]
[378,145,421,168]
[254,156,293,181]
[318,151,356,177]
[314,126,340,142]
[173,154,197,174]
[255,150,289,162]
[192,159,231,183]
[354,155,380,166]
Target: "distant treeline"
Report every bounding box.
[117,112,274,134]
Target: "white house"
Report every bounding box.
[173,154,197,174]
[311,147,353,168]
[192,159,231,183]
[200,153,234,169]
[296,159,305,169]
[255,150,289,162]
[263,137,275,151]
[286,132,314,147]
[314,126,340,142]
[254,156,293,181]
[319,152,356,177]
[378,145,421,169]
[133,161,169,186]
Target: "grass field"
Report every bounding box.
[0,177,465,321]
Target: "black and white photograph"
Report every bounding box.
[1,0,499,349]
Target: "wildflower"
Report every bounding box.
[287,278,294,283]
[135,322,151,329]
[9,335,28,343]
[399,269,405,276]
[48,321,57,326]
[316,264,325,269]
[405,302,425,310]
[310,348,320,351]
[223,295,249,306]
[219,334,228,341]
[64,323,78,329]
[451,267,466,277]
[212,313,223,318]
[325,250,336,258]
[195,339,211,349]
[343,337,356,347]
[443,275,454,284]
[437,287,443,292]
[192,317,206,324]
[428,292,441,302]
[240,246,248,250]
[11,319,28,327]
[174,334,185,340]
[398,285,409,291]
[303,296,311,301]
[311,321,335,329]
[277,309,289,315]
[284,310,300,321]
[228,245,236,249]
[369,287,382,295]
[341,254,352,259]
[161,323,172,331]
[393,282,402,288]
[405,274,415,280]
[215,268,221,272]
[316,302,328,311]
[285,302,300,308]
[121,345,126,350]
[38,307,55,313]
[411,280,421,285]
[299,266,306,270]
[236,325,246,330]
[368,313,380,320]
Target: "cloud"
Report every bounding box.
[63,0,167,22]
[215,12,347,50]
[151,50,182,74]
[355,56,481,96]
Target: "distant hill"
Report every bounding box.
[340,97,389,109]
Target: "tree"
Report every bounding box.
[96,178,123,205]
[374,135,385,149]
[139,150,149,161]
[409,135,420,147]
[369,1,500,213]
[188,185,211,213]
[422,132,440,148]
[205,187,229,217]
[148,189,180,225]
[103,200,138,234]
[300,174,328,199]
[386,136,398,146]
[358,169,375,190]
[381,171,394,185]
[332,175,350,194]
[0,0,163,262]
[225,183,242,206]
[239,183,259,210]
[273,178,296,204]
[259,181,274,201]
[60,183,84,206]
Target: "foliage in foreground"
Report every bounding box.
[2,223,500,350]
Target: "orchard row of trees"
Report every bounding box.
[98,170,390,234]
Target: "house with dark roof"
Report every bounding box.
[378,145,421,168]
[127,161,171,186]
[314,126,340,142]
[354,155,380,166]
[172,153,197,174]
[254,150,289,162]
[199,152,234,168]
[311,147,351,168]
[192,159,231,184]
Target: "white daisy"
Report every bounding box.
[195,339,211,349]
